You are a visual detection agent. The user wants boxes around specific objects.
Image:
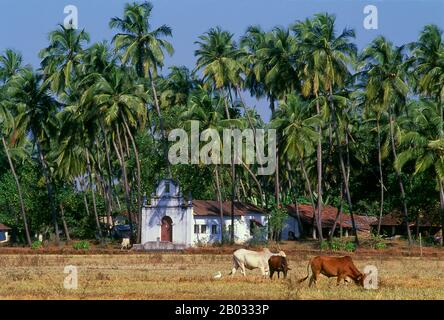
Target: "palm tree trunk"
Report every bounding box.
[269,94,275,114]
[81,177,91,216]
[86,149,102,240]
[438,179,444,246]
[329,89,359,245]
[100,124,115,215]
[36,141,60,245]
[389,113,413,244]
[2,136,31,246]
[330,185,344,241]
[122,118,142,244]
[59,203,71,242]
[235,85,265,206]
[231,161,236,243]
[148,69,171,178]
[215,165,224,243]
[221,88,236,244]
[94,143,112,232]
[240,160,264,205]
[376,119,385,236]
[113,127,134,242]
[315,94,323,242]
[275,145,280,208]
[300,159,321,239]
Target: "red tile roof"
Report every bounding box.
[192,200,265,216]
[287,204,376,231]
[369,211,441,227]
[0,223,11,231]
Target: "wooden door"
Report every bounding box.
[161,216,173,242]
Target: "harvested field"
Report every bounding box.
[1,243,444,300]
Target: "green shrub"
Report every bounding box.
[72,240,90,250]
[321,238,356,252]
[375,242,386,249]
[370,235,387,250]
[31,241,42,250]
[344,241,356,252]
[320,241,329,250]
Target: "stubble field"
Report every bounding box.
[1,250,444,300]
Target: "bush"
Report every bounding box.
[72,240,90,250]
[31,241,42,250]
[369,235,387,250]
[321,238,356,252]
[375,242,387,249]
[344,241,356,252]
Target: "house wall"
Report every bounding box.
[141,179,268,247]
[192,213,267,245]
[0,231,9,243]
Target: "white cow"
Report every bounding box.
[121,238,131,250]
[229,248,286,277]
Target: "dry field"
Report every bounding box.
[1,250,444,300]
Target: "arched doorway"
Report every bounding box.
[161,216,173,242]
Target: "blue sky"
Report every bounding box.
[0,0,443,121]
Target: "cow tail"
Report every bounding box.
[298,258,312,283]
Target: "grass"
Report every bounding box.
[0,251,444,299]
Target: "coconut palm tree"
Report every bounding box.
[109,1,174,177]
[39,25,90,94]
[271,94,321,238]
[159,66,197,109]
[411,25,444,103]
[396,99,444,245]
[0,50,32,245]
[292,17,325,241]
[315,14,357,243]
[8,68,61,244]
[91,66,148,242]
[50,80,105,240]
[360,36,413,244]
[195,27,245,243]
[181,86,228,242]
[0,90,32,246]
[0,49,29,82]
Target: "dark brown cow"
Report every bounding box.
[268,255,291,279]
[299,256,366,287]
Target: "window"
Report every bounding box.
[211,225,218,235]
[201,225,207,234]
[165,182,170,193]
[194,225,199,234]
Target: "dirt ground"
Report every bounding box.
[0,240,443,300]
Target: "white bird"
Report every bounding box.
[213,271,222,279]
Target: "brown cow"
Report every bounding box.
[299,256,366,287]
[268,255,291,279]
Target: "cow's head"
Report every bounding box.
[281,257,291,278]
[355,273,367,287]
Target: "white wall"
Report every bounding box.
[192,214,268,245]
[141,179,193,246]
